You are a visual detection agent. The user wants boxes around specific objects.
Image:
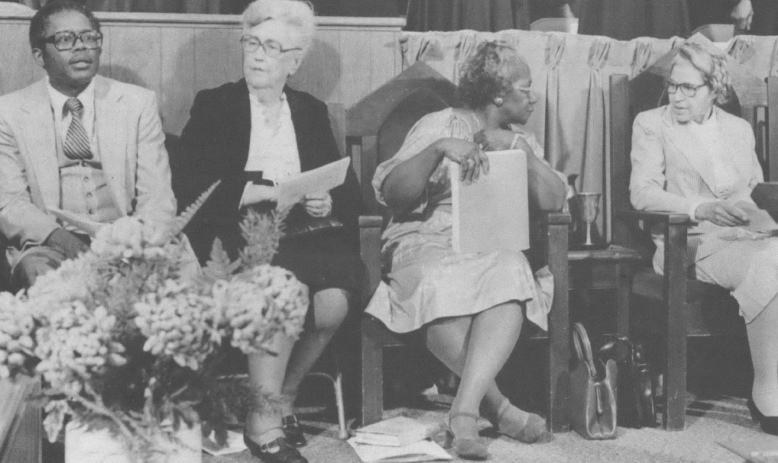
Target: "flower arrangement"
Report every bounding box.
[0,182,309,460]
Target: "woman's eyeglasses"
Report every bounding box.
[665,80,708,97]
[42,30,103,51]
[240,35,301,58]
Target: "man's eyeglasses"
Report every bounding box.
[240,35,301,58]
[665,80,708,98]
[42,30,103,51]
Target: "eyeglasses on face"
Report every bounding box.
[42,30,102,51]
[240,35,301,58]
[665,79,708,97]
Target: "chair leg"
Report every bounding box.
[361,316,384,426]
[663,330,687,431]
[333,364,348,439]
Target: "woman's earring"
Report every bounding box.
[494,97,504,106]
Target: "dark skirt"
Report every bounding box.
[272,229,366,324]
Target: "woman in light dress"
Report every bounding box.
[368,41,567,460]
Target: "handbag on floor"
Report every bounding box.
[567,322,618,440]
[597,334,657,429]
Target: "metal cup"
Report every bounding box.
[574,192,601,246]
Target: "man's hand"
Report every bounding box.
[44,228,89,259]
[695,200,750,227]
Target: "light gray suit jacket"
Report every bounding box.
[629,105,763,266]
[0,75,176,248]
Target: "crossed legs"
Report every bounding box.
[246,288,350,445]
[425,301,523,438]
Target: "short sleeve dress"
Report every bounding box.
[365,108,557,333]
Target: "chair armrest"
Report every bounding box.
[616,209,691,225]
[540,211,572,226]
[359,215,383,302]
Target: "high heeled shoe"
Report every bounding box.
[243,430,308,463]
[282,415,307,447]
[747,397,778,436]
[489,398,553,444]
[442,412,490,461]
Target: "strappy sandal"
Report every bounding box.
[442,412,489,461]
[491,398,553,444]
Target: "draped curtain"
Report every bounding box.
[400,30,778,239]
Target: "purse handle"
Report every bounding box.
[572,322,598,379]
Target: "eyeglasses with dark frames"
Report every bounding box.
[240,35,301,58]
[665,79,708,98]
[42,30,103,51]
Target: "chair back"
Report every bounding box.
[690,24,734,43]
[530,17,579,34]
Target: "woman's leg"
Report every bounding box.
[280,288,350,416]
[426,302,523,436]
[246,333,296,445]
[747,296,778,415]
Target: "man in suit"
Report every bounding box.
[0,0,176,288]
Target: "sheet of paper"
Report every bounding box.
[347,438,452,463]
[47,207,104,237]
[201,429,247,456]
[734,201,778,233]
[451,150,529,253]
[277,157,351,207]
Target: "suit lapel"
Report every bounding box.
[94,76,128,215]
[662,107,717,193]
[716,108,752,182]
[19,80,60,211]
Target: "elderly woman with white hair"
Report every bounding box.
[630,42,778,436]
[175,1,363,461]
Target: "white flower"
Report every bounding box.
[134,279,222,370]
[0,291,37,377]
[218,265,308,354]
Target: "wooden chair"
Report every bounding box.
[349,63,571,432]
[690,24,735,43]
[609,71,778,430]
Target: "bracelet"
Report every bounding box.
[509,133,521,150]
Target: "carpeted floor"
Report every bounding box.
[204,392,778,463]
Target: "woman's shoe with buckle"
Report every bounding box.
[442,412,489,460]
[282,414,307,447]
[243,430,308,463]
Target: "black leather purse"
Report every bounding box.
[597,334,657,429]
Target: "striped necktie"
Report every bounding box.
[63,98,93,160]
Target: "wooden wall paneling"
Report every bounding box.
[192,26,243,94]
[0,23,38,96]
[368,30,401,105]
[339,29,374,108]
[160,26,196,136]
[289,29,343,104]
[103,24,163,99]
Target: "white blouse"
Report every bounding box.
[244,92,301,183]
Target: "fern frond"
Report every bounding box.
[171,180,221,237]
[238,207,288,269]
